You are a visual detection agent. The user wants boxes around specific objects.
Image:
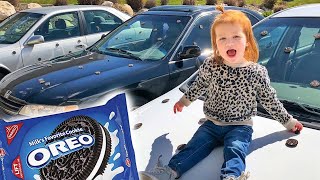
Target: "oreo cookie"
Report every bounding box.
[285,139,298,148]
[40,115,112,180]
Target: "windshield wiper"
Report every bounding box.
[88,45,105,55]
[105,48,142,60]
[281,100,320,116]
[257,103,320,130]
[257,100,320,123]
[280,100,320,123]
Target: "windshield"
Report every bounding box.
[253,17,320,108]
[92,14,191,61]
[0,12,43,44]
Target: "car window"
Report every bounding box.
[254,17,320,107]
[83,10,122,34]
[245,13,259,25]
[94,14,191,61]
[254,24,287,65]
[0,12,43,44]
[182,14,215,55]
[34,12,80,41]
[297,27,319,48]
[180,12,259,58]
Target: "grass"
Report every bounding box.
[20,0,320,8]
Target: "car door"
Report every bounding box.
[0,12,44,72]
[21,11,86,66]
[169,13,215,89]
[82,10,123,47]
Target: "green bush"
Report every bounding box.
[54,0,68,5]
[144,0,156,8]
[273,4,287,12]
[262,0,277,9]
[262,10,273,17]
[182,0,195,5]
[126,0,143,11]
[206,0,217,5]
[161,0,169,5]
[223,0,237,6]
[238,0,246,7]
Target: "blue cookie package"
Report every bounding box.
[0,94,139,180]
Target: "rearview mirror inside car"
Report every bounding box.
[179,45,201,60]
[26,35,44,46]
[101,34,107,39]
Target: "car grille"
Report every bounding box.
[0,94,27,115]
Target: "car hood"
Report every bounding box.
[0,44,10,48]
[130,82,320,180]
[0,51,163,105]
[0,43,19,52]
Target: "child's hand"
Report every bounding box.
[173,101,185,114]
[291,120,303,133]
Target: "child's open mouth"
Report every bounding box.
[227,49,236,57]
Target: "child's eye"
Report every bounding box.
[233,36,241,39]
[219,37,226,41]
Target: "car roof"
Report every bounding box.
[272,3,320,18]
[20,5,115,15]
[147,5,263,19]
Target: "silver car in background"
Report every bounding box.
[0,5,130,79]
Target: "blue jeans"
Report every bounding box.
[168,120,253,179]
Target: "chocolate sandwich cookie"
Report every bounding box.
[40,115,111,180]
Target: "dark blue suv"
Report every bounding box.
[0,6,263,118]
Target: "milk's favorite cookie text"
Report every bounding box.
[27,133,94,168]
[28,128,84,146]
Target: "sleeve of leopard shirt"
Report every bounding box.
[257,66,297,130]
[179,57,213,107]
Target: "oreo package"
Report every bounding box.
[0,94,138,180]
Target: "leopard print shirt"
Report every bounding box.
[180,57,296,130]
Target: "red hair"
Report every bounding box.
[211,5,259,64]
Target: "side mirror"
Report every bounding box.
[26,35,44,46]
[179,45,201,60]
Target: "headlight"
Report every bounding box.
[19,104,79,117]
